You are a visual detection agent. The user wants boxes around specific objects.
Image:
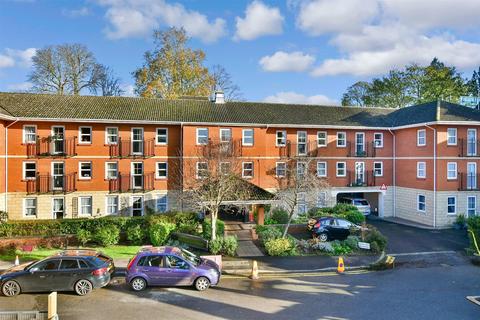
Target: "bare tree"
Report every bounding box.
[92,64,124,96]
[29,46,69,94]
[210,65,243,101]
[273,159,330,238]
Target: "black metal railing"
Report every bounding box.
[347,170,375,187]
[458,172,480,191]
[108,172,155,193]
[458,138,480,157]
[347,141,377,157]
[109,137,155,158]
[201,139,242,158]
[26,173,77,194]
[27,136,77,158]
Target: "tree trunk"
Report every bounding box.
[282,210,295,238]
[211,210,217,241]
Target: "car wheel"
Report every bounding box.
[318,233,328,242]
[75,279,93,296]
[194,277,210,291]
[130,277,147,292]
[2,280,21,297]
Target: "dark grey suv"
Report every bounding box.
[0,249,114,297]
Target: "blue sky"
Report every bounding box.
[1,0,480,104]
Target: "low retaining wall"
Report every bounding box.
[264,224,307,234]
[0,235,77,251]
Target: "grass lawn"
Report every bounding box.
[0,245,142,263]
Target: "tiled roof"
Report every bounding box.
[0,92,479,128]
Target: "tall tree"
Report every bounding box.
[210,65,242,101]
[29,44,102,95]
[369,70,413,108]
[133,27,214,99]
[93,65,124,97]
[420,58,468,102]
[341,81,371,106]
[467,67,480,97]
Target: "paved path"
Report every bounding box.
[224,221,263,257]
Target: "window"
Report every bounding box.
[317,161,327,177]
[317,131,327,147]
[131,162,143,189]
[105,127,118,145]
[276,130,286,146]
[297,131,307,155]
[220,162,231,175]
[355,132,365,155]
[52,162,64,190]
[447,196,456,215]
[23,125,36,144]
[51,126,65,154]
[79,126,92,144]
[417,194,426,212]
[374,133,383,148]
[196,128,209,145]
[24,198,37,217]
[34,259,60,271]
[60,259,79,270]
[447,128,457,146]
[242,162,254,178]
[196,162,208,179]
[23,162,36,180]
[79,162,92,180]
[468,196,477,218]
[52,198,64,219]
[297,192,307,214]
[337,132,346,147]
[242,129,254,146]
[447,162,457,180]
[417,162,426,178]
[336,162,346,177]
[138,255,164,268]
[105,162,118,180]
[106,196,118,215]
[467,129,477,156]
[468,162,477,190]
[79,197,92,216]
[132,196,144,216]
[156,162,168,179]
[157,195,168,213]
[374,162,383,177]
[156,128,168,145]
[131,128,144,155]
[317,192,327,208]
[276,162,286,177]
[417,129,426,146]
[166,255,188,269]
[297,162,306,179]
[355,162,365,184]
[219,128,231,143]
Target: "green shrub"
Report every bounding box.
[343,210,365,225]
[202,219,225,240]
[93,225,120,246]
[209,238,223,255]
[271,208,289,224]
[76,229,91,246]
[364,227,387,253]
[208,236,238,256]
[467,216,480,252]
[149,222,176,246]
[257,226,283,246]
[264,238,296,256]
[126,224,145,245]
[344,236,360,250]
[331,240,352,255]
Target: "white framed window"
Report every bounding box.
[23,125,36,144]
[297,161,306,179]
[51,162,65,190]
[276,162,286,177]
[220,128,232,143]
[417,194,426,212]
[417,129,426,146]
[105,162,118,180]
[51,126,65,155]
[297,192,307,214]
[196,162,208,179]
[337,132,346,147]
[131,128,144,155]
[374,162,383,177]
[297,131,307,156]
[196,128,209,145]
[52,197,65,219]
[156,162,168,179]
[131,196,144,216]
[220,162,231,175]
[374,133,383,148]
[79,196,92,216]
[317,192,327,208]
[317,161,327,177]
[79,162,92,180]
[156,128,168,145]
[23,161,36,180]
[468,196,477,217]
[317,131,327,147]
[156,195,168,213]
[447,196,456,215]
[131,162,144,189]
[417,162,426,178]
[447,162,457,180]
[276,130,286,147]
[23,198,37,218]
[242,129,254,146]
[336,162,346,177]
[467,128,477,156]
[79,126,92,144]
[355,132,365,155]
[447,128,457,146]
[106,196,118,215]
[242,162,254,178]
[105,127,118,145]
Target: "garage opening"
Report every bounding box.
[336,192,383,217]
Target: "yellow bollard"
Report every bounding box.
[337,256,345,274]
[249,260,259,280]
[14,255,19,266]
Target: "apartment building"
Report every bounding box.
[0,92,479,228]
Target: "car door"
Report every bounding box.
[55,259,82,291]
[136,255,167,286]
[22,259,60,292]
[335,219,353,240]
[164,255,193,286]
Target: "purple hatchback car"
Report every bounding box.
[126,246,220,292]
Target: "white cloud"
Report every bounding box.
[121,84,135,97]
[259,51,315,72]
[7,82,32,92]
[264,91,338,105]
[98,0,227,43]
[234,1,284,40]
[0,48,36,69]
[62,7,91,18]
[0,55,15,68]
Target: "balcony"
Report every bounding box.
[458,173,480,191]
[26,173,77,194]
[109,138,155,158]
[108,172,155,193]
[26,136,77,158]
[347,142,377,157]
[279,141,323,158]
[346,170,376,187]
[458,138,480,157]
[201,139,242,158]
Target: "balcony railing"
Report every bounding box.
[458,138,480,157]
[201,139,242,158]
[347,142,377,157]
[26,173,77,194]
[109,138,155,158]
[26,136,77,158]
[458,172,480,191]
[108,172,155,193]
[346,170,375,187]
[278,141,323,158]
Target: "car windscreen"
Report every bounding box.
[84,256,107,267]
[354,200,369,206]
[179,249,201,266]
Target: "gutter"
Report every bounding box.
[5,118,19,213]
[425,124,437,228]
[388,129,396,218]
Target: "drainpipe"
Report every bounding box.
[180,122,184,212]
[5,118,19,213]
[388,129,396,218]
[425,124,437,228]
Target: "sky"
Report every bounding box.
[1,0,480,105]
